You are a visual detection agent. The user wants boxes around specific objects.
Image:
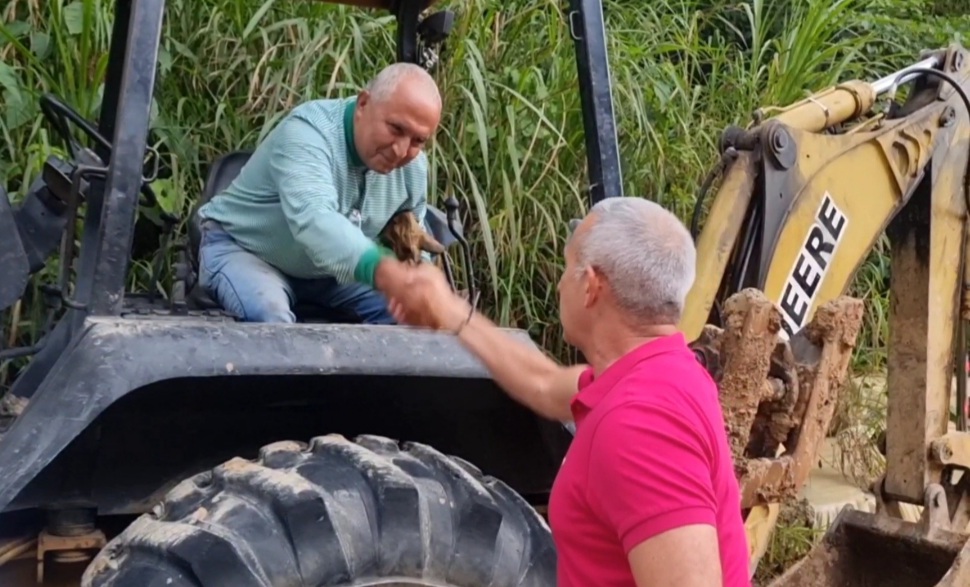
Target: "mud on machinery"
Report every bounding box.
[1,0,970,585]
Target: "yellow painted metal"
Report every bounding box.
[680,81,946,342]
[758,80,877,133]
[745,503,781,578]
[682,43,970,584]
[680,152,759,340]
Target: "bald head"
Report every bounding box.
[570,197,696,324]
[365,62,442,110]
[354,63,442,173]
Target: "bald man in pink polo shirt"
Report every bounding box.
[387,196,750,587]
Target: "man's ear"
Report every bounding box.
[357,89,371,108]
[582,265,601,308]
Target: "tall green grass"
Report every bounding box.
[0,0,967,369]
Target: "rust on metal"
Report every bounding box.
[690,288,864,508]
[36,529,106,584]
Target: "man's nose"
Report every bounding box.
[393,138,409,159]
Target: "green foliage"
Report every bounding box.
[0,0,965,371]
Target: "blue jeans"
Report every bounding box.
[197,220,395,324]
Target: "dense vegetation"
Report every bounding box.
[1,0,968,581]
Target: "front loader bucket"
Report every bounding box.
[769,506,970,587]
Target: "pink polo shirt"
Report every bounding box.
[547,333,750,586]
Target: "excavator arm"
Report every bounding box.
[685,47,970,349]
[686,42,970,585]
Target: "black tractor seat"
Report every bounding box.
[186,150,253,273]
[184,150,462,321]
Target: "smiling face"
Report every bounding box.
[353,75,441,174]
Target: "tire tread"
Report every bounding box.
[82,434,555,587]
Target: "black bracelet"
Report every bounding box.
[453,303,474,335]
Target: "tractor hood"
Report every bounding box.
[0,316,570,516]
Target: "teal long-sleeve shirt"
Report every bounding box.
[198,96,428,286]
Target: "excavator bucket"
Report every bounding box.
[768,500,970,587]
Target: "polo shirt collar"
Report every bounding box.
[571,332,688,421]
[343,98,365,169]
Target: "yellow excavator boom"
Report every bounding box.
[686,42,970,585]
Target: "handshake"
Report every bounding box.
[374,259,475,334]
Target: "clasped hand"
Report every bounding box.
[379,261,470,332]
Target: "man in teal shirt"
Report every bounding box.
[196,63,442,323]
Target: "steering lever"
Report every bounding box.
[40,93,113,160]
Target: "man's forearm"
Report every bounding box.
[452,310,578,422]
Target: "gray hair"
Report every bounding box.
[572,197,696,324]
[365,62,442,108]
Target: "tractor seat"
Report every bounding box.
[186,150,253,272]
[184,150,463,317]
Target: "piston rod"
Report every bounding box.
[872,55,944,95]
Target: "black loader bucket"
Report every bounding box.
[769,486,970,587]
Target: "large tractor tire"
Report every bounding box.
[81,434,557,587]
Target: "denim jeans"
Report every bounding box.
[197,219,395,324]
